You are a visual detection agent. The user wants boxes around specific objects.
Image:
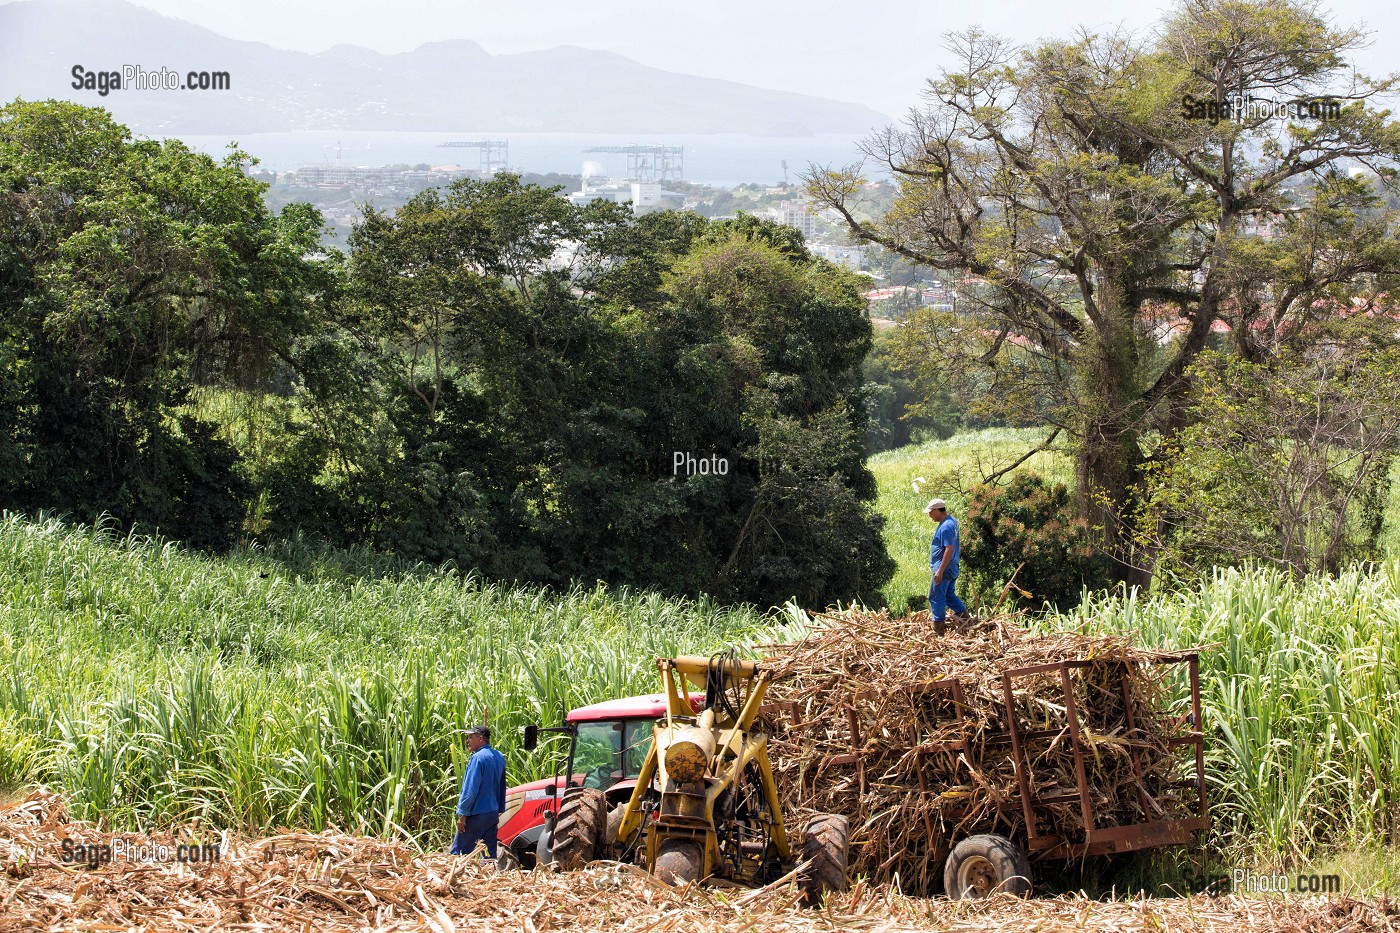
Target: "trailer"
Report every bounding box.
[758,650,1208,897]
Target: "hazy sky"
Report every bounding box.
[26,0,1400,117]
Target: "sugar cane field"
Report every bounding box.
[5,429,1400,930]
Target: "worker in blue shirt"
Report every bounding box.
[450,724,507,858]
[926,497,966,635]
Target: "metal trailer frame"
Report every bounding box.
[997,653,1207,860]
[767,651,1207,864]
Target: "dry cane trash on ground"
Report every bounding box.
[1,790,1397,932]
[760,608,1204,894]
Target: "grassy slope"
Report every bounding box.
[871,429,1400,609]
[869,427,1069,609]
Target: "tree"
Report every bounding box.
[861,328,960,452]
[309,175,602,569]
[808,0,1400,581]
[0,99,328,546]
[324,183,893,607]
[660,222,893,605]
[1136,341,1400,577]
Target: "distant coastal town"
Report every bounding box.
[249,140,964,324]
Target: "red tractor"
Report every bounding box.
[496,690,702,868]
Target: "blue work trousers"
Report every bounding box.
[450,811,499,858]
[929,573,967,622]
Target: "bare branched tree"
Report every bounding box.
[808,0,1400,581]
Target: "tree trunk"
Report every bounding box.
[1077,416,1148,588]
[1076,286,1151,589]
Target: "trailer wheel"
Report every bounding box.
[549,788,607,870]
[943,834,1031,898]
[799,813,850,907]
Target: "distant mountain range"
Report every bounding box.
[0,0,889,135]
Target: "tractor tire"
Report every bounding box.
[799,813,850,907]
[943,834,1032,898]
[654,839,704,886]
[549,788,607,871]
[496,844,521,872]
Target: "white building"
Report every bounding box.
[568,180,665,215]
[775,199,816,238]
[809,242,867,270]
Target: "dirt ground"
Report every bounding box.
[3,791,1396,932]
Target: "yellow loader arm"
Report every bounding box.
[614,654,792,879]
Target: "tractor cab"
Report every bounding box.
[497,692,701,867]
[569,705,657,794]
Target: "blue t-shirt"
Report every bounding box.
[456,745,507,817]
[930,515,960,577]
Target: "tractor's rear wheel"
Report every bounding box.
[655,839,704,885]
[799,813,850,907]
[943,834,1032,898]
[549,788,607,870]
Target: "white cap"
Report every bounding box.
[924,498,946,513]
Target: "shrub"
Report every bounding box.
[961,473,1111,611]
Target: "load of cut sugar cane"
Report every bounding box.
[759,608,1202,895]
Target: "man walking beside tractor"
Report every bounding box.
[451,724,507,858]
[926,498,966,634]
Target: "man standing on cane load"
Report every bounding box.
[451,724,507,858]
[925,498,966,635]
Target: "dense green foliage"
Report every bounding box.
[0,100,330,547]
[1138,347,1400,578]
[0,101,891,609]
[961,474,1111,611]
[860,328,959,453]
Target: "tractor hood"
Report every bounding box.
[565,692,702,722]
